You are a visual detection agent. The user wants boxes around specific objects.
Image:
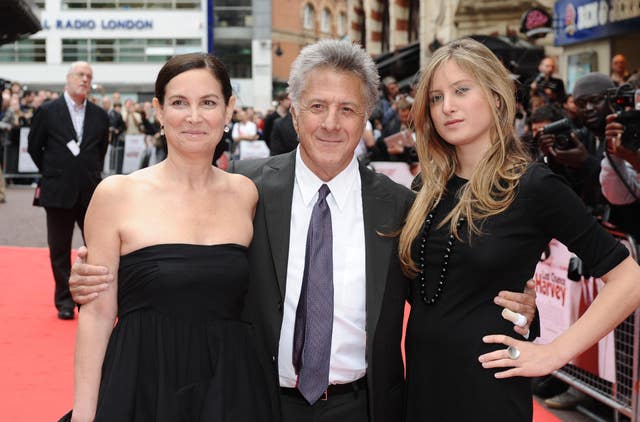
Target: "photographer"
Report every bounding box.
[525,57,566,111]
[535,75,607,211]
[600,76,640,206]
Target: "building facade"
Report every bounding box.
[270,0,350,93]
[552,0,640,93]
[0,0,273,111]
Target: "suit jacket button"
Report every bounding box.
[272,355,277,363]
[277,301,283,312]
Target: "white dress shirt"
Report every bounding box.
[278,148,367,387]
[63,91,86,144]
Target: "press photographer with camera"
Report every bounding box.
[559,72,640,239]
[600,76,640,207]
[534,74,610,212]
[526,57,566,111]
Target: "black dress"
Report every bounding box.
[405,163,628,421]
[93,243,272,421]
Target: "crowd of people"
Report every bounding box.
[2,38,640,422]
[518,54,640,410]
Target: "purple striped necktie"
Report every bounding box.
[292,183,334,404]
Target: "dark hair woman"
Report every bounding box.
[68,53,272,422]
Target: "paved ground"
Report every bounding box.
[0,185,84,248]
[0,184,618,421]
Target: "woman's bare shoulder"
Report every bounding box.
[93,169,158,205]
[218,168,258,201]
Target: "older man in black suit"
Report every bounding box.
[28,61,109,320]
[68,42,536,421]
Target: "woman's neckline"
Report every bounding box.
[120,242,248,258]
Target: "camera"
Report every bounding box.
[606,83,640,112]
[615,109,640,151]
[541,118,575,150]
[0,78,11,91]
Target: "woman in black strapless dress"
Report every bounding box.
[69,54,272,422]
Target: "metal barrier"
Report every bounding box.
[552,231,639,421]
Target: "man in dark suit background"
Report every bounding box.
[68,42,536,421]
[28,61,109,320]
[263,91,291,149]
[269,112,298,156]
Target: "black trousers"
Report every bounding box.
[45,205,87,310]
[280,388,369,422]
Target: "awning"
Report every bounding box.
[0,0,41,45]
[374,42,421,89]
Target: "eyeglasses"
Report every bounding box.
[574,93,606,109]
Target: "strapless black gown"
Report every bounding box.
[92,243,272,421]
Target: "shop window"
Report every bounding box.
[62,38,201,62]
[0,39,46,63]
[213,40,252,78]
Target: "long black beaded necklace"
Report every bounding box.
[416,207,465,305]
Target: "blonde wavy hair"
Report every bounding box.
[398,38,530,277]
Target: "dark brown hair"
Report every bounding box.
[154,53,232,106]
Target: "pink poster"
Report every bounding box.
[533,239,616,383]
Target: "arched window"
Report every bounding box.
[321,8,332,33]
[381,0,389,52]
[338,12,347,36]
[408,0,419,42]
[303,4,315,30]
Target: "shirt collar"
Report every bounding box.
[295,146,360,211]
[64,91,86,111]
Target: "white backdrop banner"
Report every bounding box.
[238,140,270,160]
[18,127,39,173]
[121,134,146,174]
[369,161,414,188]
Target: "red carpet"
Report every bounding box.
[0,246,560,421]
[0,246,76,421]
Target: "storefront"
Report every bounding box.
[553,0,640,92]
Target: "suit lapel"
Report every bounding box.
[56,98,79,142]
[262,151,296,298]
[361,166,395,342]
[80,103,94,148]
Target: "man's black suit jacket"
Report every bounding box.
[28,97,109,209]
[269,113,298,156]
[233,151,414,422]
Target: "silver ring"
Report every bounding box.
[507,345,520,360]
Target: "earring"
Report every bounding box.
[160,125,165,136]
[223,125,230,133]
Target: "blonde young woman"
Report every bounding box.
[399,38,640,420]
